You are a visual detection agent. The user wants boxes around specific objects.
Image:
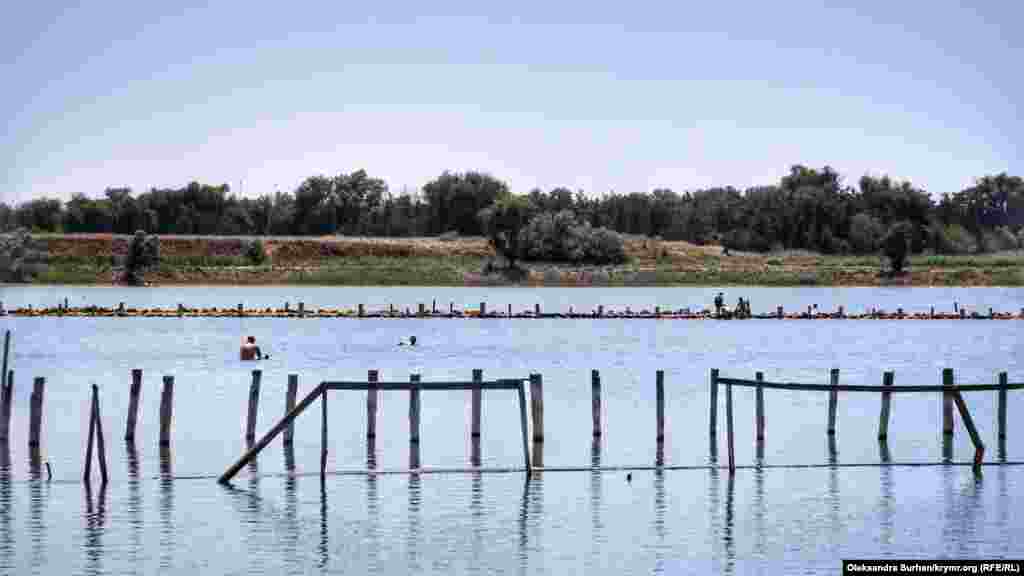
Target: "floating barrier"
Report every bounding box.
[0,301,1022,319]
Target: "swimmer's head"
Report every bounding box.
[246,336,256,344]
[410,336,417,345]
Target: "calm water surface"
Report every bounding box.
[0,285,1022,574]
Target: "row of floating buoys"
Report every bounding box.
[0,302,1022,319]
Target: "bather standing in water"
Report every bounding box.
[240,336,263,360]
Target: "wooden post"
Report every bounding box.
[125,369,143,442]
[942,368,954,436]
[591,370,601,437]
[320,386,328,478]
[84,385,97,482]
[517,381,531,475]
[776,306,783,319]
[709,369,719,440]
[827,368,839,436]
[1,330,9,401]
[367,370,379,438]
[450,301,454,315]
[418,303,425,316]
[94,384,108,484]
[529,374,544,443]
[358,303,365,317]
[480,302,486,316]
[755,371,765,441]
[0,370,11,443]
[432,299,437,313]
[298,302,305,317]
[726,373,735,475]
[178,303,184,316]
[878,371,893,440]
[471,369,482,438]
[237,303,243,316]
[409,374,421,444]
[535,303,541,316]
[597,305,604,317]
[655,370,665,442]
[283,375,298,446]
[951,391,985,472]
[507,303,512,317]
[29,377,45,447]
[245,370,262,442]
[997,372,1008,440]
[159,375,173,447]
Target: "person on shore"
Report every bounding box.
[240,336,263,360]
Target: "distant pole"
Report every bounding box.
[471,369,482,438]
[655,370,665,442]
[245,370,262,443]
[942,369,954,437]
[709,369,719,441]
[827,369,839,436]
[159,376,174,447]
[755,371,765,441]
[726,373,735,475]
[409,374,421,444]
[367,370,379,439]
[0,370,11,443]
[997,372,1008,441]
[320,385,328,479]
[517,381,531,475]
[125,369,143,442]
[529,374,544,443]
[591,370,602,437]
[94,384,108,484]
[283,375,298,446]
[1,330,9,400]
[878,371,893,441]
[29,377,45,447]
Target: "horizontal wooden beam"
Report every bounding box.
[325,380,524,391]
[716,377,1024,393]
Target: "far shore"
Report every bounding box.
[17,233,1024,287]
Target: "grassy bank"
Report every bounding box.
[20,234,1024,286]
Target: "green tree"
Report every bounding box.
[478,194,533,268]
[883,221,912,275]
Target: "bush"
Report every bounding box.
[0,228,48,282]
[519,211,626,265]
[942,224,976,254]
[849,213,883,253]
[883,221,912,274]
[985,227,1020,252]
[438,230,459,242]
[245,239,267,264]
[124,230,160,285]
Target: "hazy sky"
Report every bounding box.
[2,0,1021,204]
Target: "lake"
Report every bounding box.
[0,285,1022,574]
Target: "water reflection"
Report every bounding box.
[753,465,766,561]
[722,474,736,576]
[126,442,142,576]
[470,472,484,573]
[827,436,838,466]
[0,441,12,576]
[407,472,422,572]
[159,447,174,571]
[879,462,894,556]
[318,482,328,570]
[83,480,108,576]
[366,439,380,573]
[282,454,300,575]
[653,468,666,574]
[28,460,47,574]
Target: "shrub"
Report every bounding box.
[942,224,976,254]
[0,228,48,282]
[245,239,267,265]
[438,230,459,242]
[519,211,626,265]
[849,213,883,253]
[123,230,160,285]
[883,221,912,274]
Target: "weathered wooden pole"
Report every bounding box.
[591,370,601,437]
[942,368,954,437]
[124,369,143,442]
[655,370,665,442]
[755,371,765,441]
[93,384,108,484]
[709,369,719,440]
[951,391,985,472]
[320,385,328,478]
[480,302,486,316]
[366,370,379,438]
[159,375,174,447]
[517,381,531,475]
[507,303,512,317]
[529,374,544,443]
[471,369,482,438]
[245,370,262,443]
[726,373,735,475]
[84,386,97,482]
[283,374,298,446]
[0,370,11,443]
[1,330,9,399]
[997,372,1008,441]
[358,303,365,317]
[432,299,437,314]
[827,368,839,436]
[878,371,894,440]
[237,303,243,316]
[29,377,45,447]
[535,303,541,316]
[418,303,425,316]
[298,302,305,317]
[776,306,783,319]
[409,374,421,444]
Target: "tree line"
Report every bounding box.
[2,166,1022,255]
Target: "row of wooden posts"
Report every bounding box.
[5,299,1024,320]
[711,368,1021,477]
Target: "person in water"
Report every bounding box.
[399,336,418,347]
[240,336,264,360]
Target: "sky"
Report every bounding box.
[2,0,1021,204]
